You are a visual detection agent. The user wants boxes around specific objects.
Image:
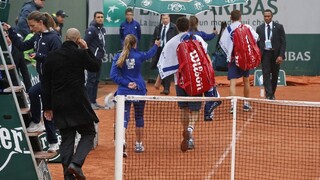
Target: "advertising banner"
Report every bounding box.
[98,0,320,78]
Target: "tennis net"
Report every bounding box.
[114,95,320,180]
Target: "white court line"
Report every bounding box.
[205,110,257,180]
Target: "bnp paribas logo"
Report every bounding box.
[0,126,30,171]
[104,0,127,27]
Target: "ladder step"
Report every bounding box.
[0,64,15,70]
[20,107,30,114]
[27,131,44,137]
[3,86,24,93]
[34,151,57,159]
[1,51,10,54]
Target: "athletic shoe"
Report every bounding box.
[91,103,104,110]
[181,129,190,152]
[204,101,222,121]
[204,111,214,121]
[104,93,115,109]
[48,143,59,153]
[188,138,195,150]
[134,142,145,153]
[123,143,128,158]
[27,122,45,132]
[243,104,252,112]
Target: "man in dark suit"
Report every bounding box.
[256,9,286,100]
[151,14,178,95]
[43,28,101,180]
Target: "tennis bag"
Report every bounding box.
[233,24,261,70]
[176,35,215,96]
[212,21,228,72]
[212,43,228,72]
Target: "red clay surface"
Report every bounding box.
[48,76,320,179]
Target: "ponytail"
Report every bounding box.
[43,12,56,30]
[116,35,137,68]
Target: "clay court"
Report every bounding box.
[48,76,320,179]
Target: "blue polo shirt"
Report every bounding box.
[119,19,141,46]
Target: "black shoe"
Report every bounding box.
[68,163,86,180]
[160,90,169,95]
[64,174,76,180]
[266,95,275,100]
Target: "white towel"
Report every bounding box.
[219,21,258,62]
[157,32,207,79]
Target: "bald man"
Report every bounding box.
[43,28,101,180]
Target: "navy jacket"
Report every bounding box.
[84,21,106,60]
[188,30,216,41]
[110,45,158,95]
[119,19,141,46]
[8,28,62,79]
[16,1,43,38]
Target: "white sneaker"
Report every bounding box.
[104,93,115,109]
[134,142,145,153]
[48,143,59,153]
[27,122,45,132]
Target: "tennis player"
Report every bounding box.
[158,17,209,152]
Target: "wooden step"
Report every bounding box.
[27,131,44,137]
[20,107,30,114]
[34,151,57,159]
[3,86,24,93]
[0,64,15,70]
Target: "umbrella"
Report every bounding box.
[120,0,211,15]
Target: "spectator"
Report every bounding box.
[52,10,68,36]
[119,8,141,47]
[43,28,100,180]
[84,11,106,110]
[16,0,45,38]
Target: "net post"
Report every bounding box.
[114,95,125,180]
[230,97,237,180]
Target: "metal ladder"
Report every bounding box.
[0,23,55,180]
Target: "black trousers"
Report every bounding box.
[261,50,280,98]
[162,74,173,91]
[10,49,32,92]
[60,122,96,178]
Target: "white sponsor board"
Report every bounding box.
[98,0,320,35]
[196,0,320,34]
